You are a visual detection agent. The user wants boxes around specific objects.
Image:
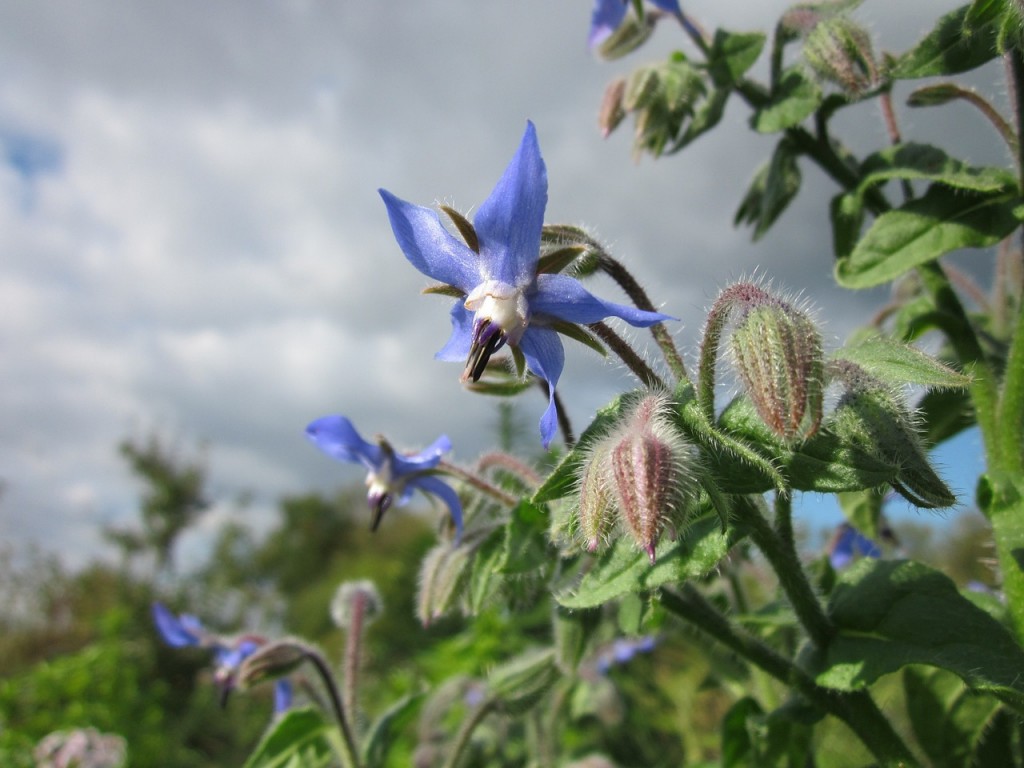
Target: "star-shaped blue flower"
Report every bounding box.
[151,602,293,712]
[305,414,464,538]
[589,0,683,49]
[380,121,672,447]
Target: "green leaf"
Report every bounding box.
[903,666,1002,768]
[243,707,336,768]
[835,184,1021,289]
[807,559,1024,714]
[890,3,1001,78]
[556,514,735,609]
[830,191,864,259]
[467,527,507,614]
[837,488,884,540]
[708,29,767,88]
[856,143,1015,196]
[499,500,551,575]
[673,86,730,151]
[832,336,970,389]
[711,395,898,494]
[751,67,822,133]
[362,692,425,768]
[722,696,813,768]
[486,648,559,714]
[734,138,802,241]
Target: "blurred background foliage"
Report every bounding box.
[0,422,996,766]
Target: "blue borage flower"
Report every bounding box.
[151,602,293,712]
[305,414,464,538]
[827,522,881,570]
[589,0,683,49]
[380,122,672,447]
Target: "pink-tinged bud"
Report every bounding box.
[723,283,824,443]
[803,17,878,97]
[601,393,699,563]
[599,77,627,139]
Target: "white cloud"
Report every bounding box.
[0,0,1002,566]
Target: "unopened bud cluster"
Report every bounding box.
[576,393,699,563]
[599,57,707,158]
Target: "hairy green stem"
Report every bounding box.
[916,262,1000,458]
[305,648,361,768]
[735,496,834,648]
[442,696,499,768]
[587,321,666,390]
[596,255,689,382]
[342,591,366,728]
[437,460,519,507]
[660,585,917,766]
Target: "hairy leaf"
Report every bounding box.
[243,707,335,768]
[890,2,1000,78]
[835,184,1021,289]
[556,514,735,609]
[751,67,822,133]
[806,559,1024,714]
[832,336,970,389]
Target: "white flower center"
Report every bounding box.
[464,280,530,344]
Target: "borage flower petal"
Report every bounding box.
[380,121,674,448]
[152,602,205,648]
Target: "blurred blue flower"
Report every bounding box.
[828,522,882,570]
[305,414,463,537]
[595,635,657,674]
[589,0,682,48]
[380,122,672,447]
[151,602,292,712]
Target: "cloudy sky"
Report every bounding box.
[0,1,1000,568]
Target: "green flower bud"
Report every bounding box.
[416,540,471,626]
[577,435,619,553]
[728,292,824,443]
[828,360,955,508]
[236,638,310,691]
[803,17,878,97]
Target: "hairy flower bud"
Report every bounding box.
[729,293,824,443]
[577,436,618,553]
[803,17,878,97]
[578,393,699,563]
[330,579,383,630]
[828,360,955,508]
[237,638,310,690]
